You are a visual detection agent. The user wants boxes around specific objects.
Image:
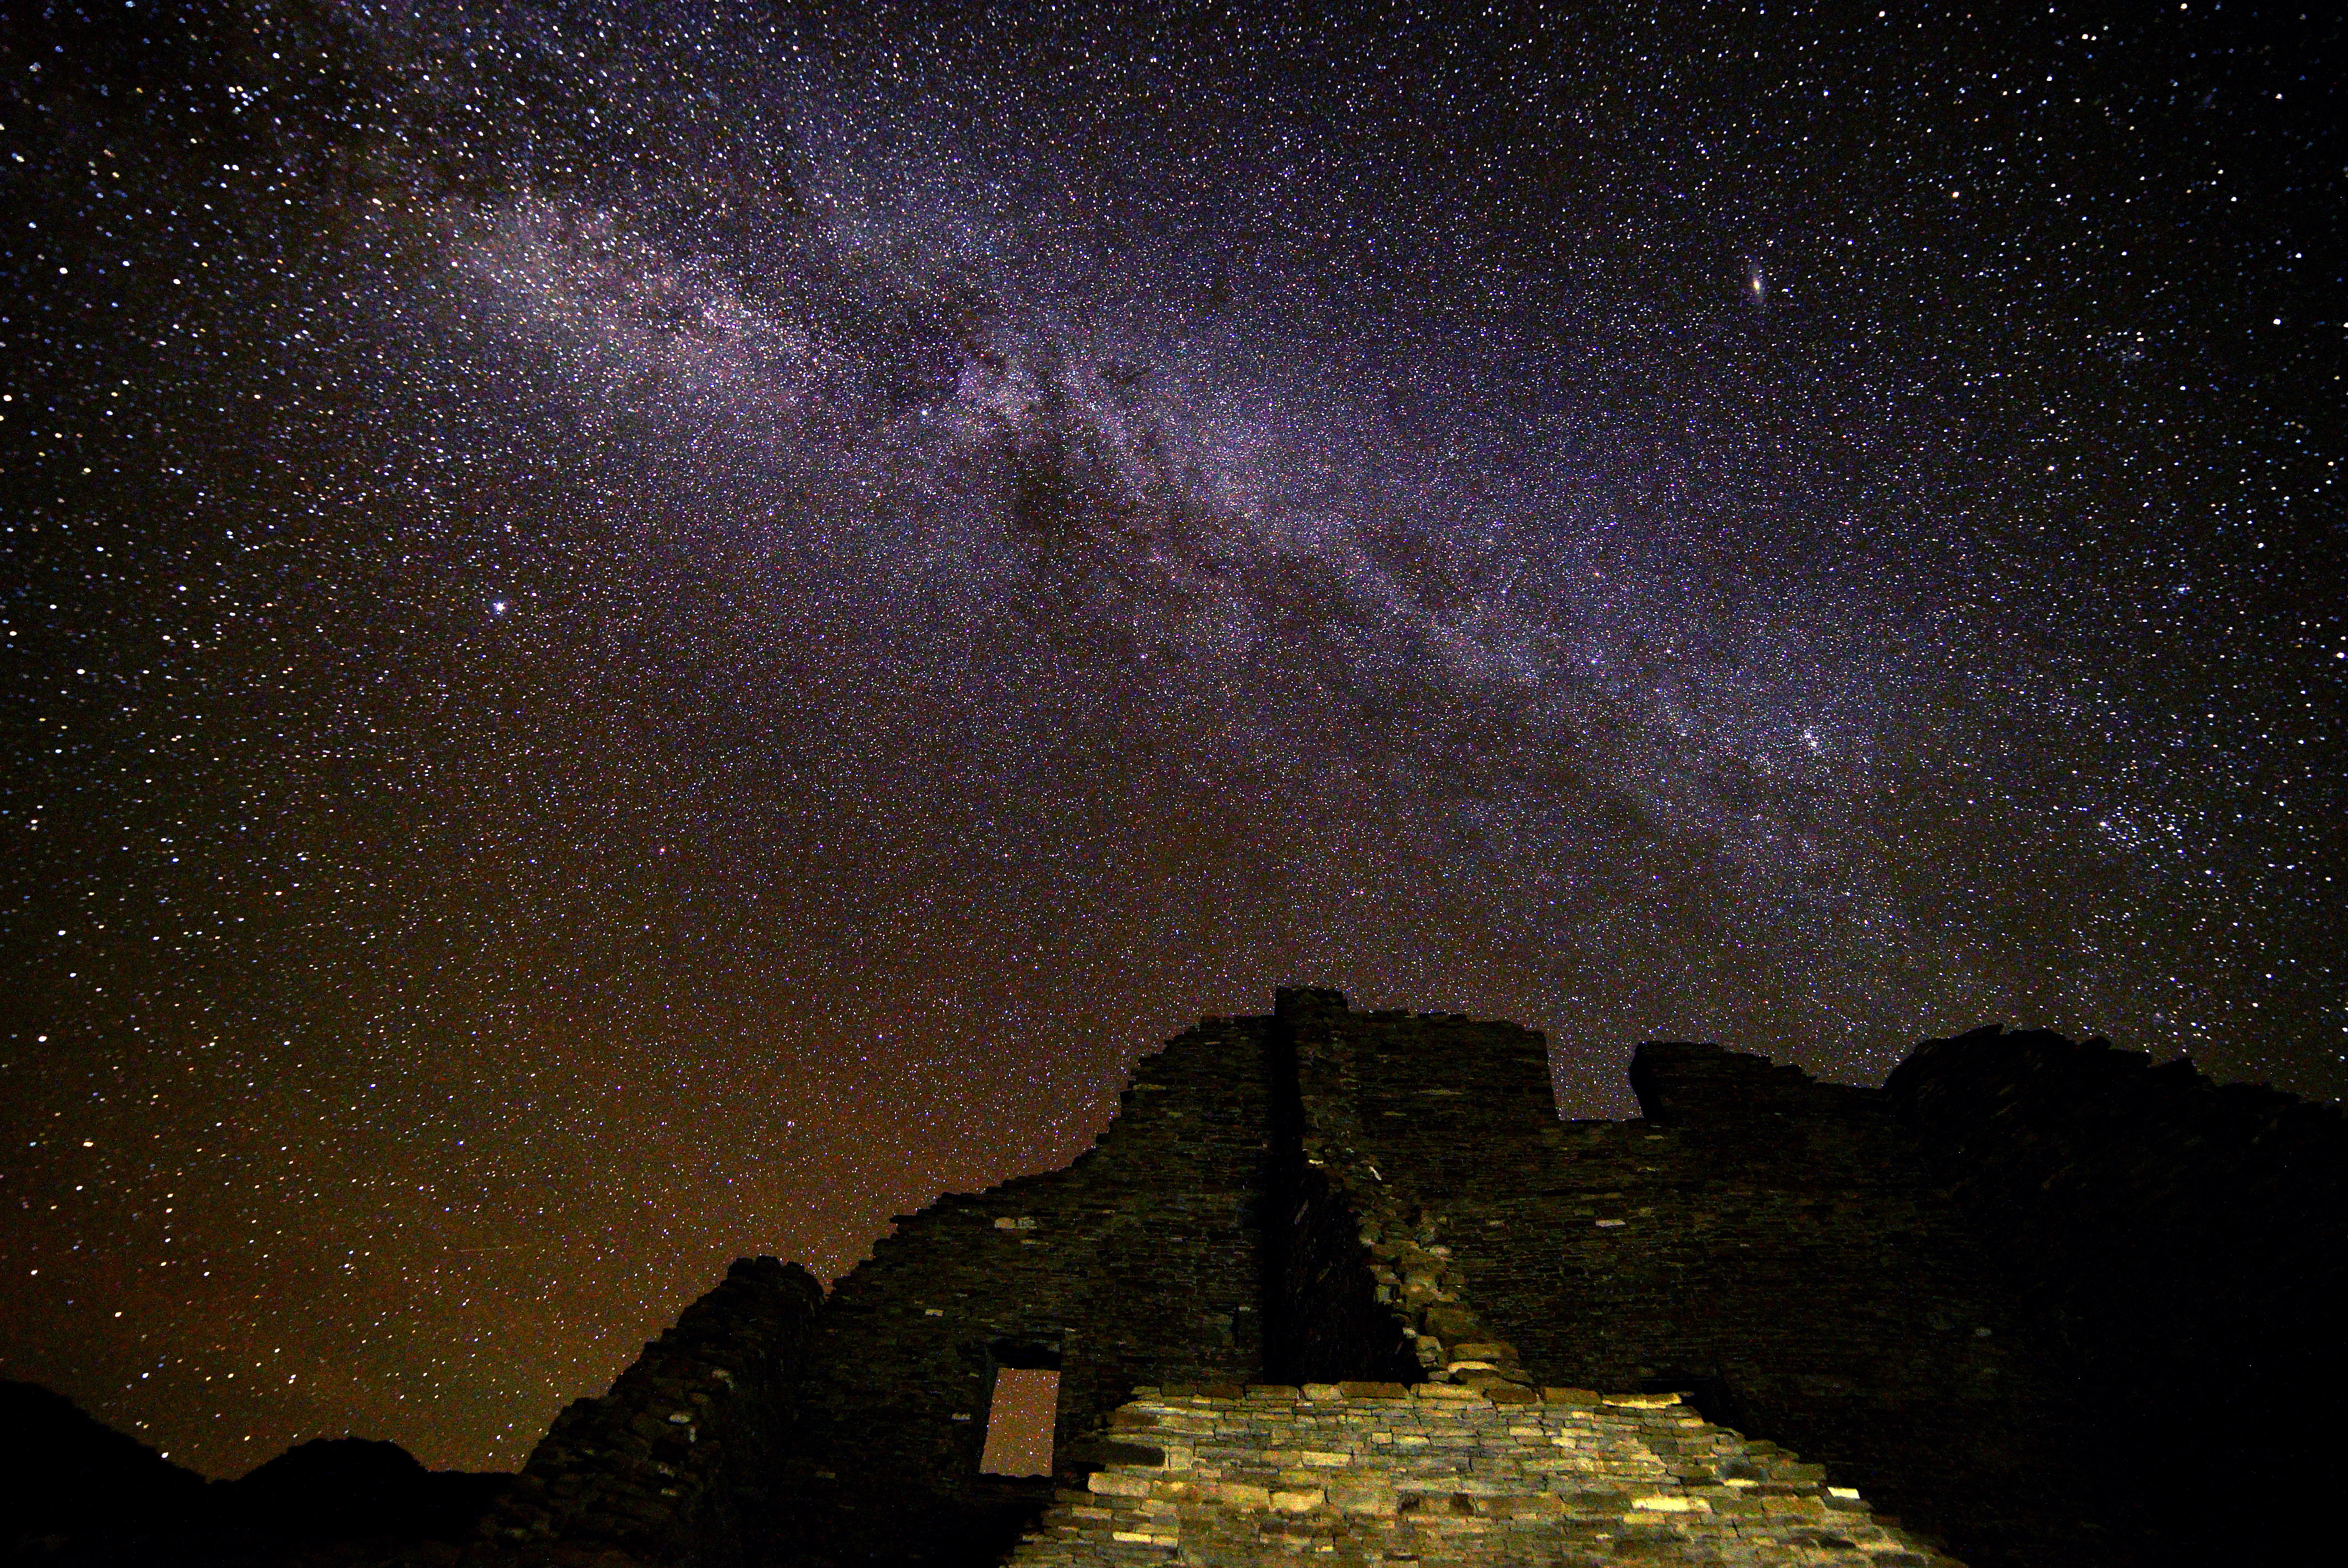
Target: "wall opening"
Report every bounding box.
[979,1368,1059,1476]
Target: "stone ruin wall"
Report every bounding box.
[1015,991,1977,1568]
[1883,1025,2348,1561]
[470,991,2344,1568]
[769,1014,1283,1567]
[1010,1382,1949,1568]
[483,1256,823,1566]
[1371,1032,2097,1566]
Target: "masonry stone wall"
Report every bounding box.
[1280,990,1551,1394]
[1332,1031,2105,1567]
[1007,1382,1953,1568]
[480,1255,823,1566]
[768,1016,1280,1568]
[472,992,2341,1568]
[1270,988,1472,1388]
[1885,1025,2348,1564]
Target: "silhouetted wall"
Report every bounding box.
[1887,1025,2348,1565]
[485,1255,822,1566]
[768,1015,1280,1568]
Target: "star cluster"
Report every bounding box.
[2,0,2339,1477]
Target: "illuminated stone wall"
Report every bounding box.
[1009,1381,1953,1568]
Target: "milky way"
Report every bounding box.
[3,0,2339,1476]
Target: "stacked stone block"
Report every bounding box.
[1330,1028,2100,1566]
[478,993,2340,1568]
[480,1256,822,1566]
[771,1017,1280,1567]
[1274,988,1537,1391]
[1007,1383,1954,1567]
[1886,1025,2348,1565]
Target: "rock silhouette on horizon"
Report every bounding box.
[0,1381,508,1565]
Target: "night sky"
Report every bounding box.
[2,0,2340,1481]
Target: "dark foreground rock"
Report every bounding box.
[216,1437,513,1544]
[2,1378,208,1551]
[1,1383,508,1566]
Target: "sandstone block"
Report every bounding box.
[1088,1472,1154,1498]
[1490,1493,1567,1518]
[1422,1306,1478,1338]
[1541,1387,1603,1405]
[1326,1479,1399,1515]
